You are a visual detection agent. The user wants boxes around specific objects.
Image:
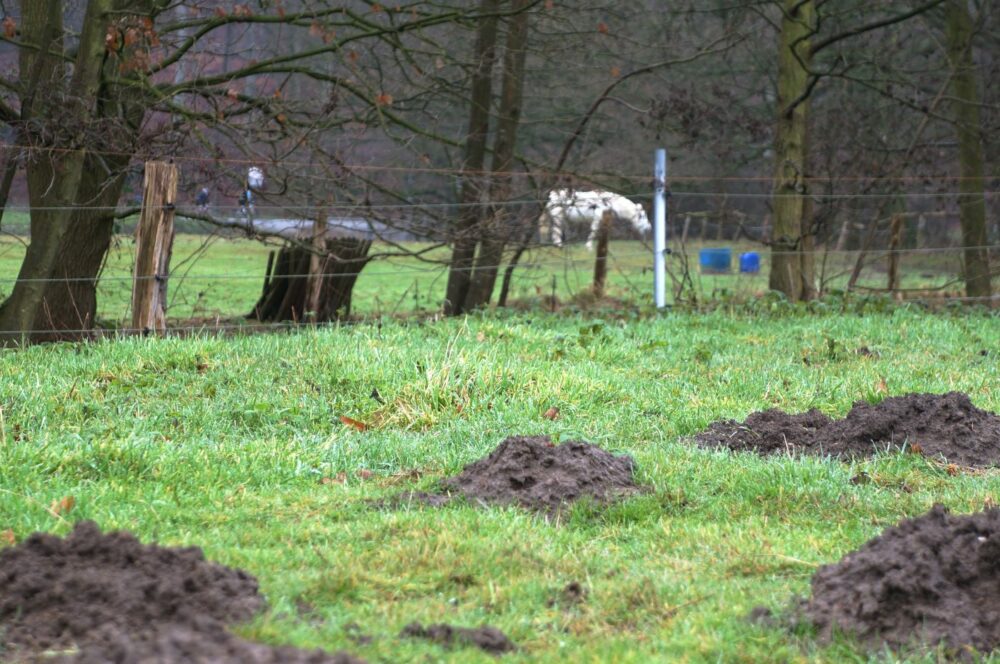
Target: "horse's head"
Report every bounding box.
[633,203,651,234]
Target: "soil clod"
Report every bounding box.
[697,392,1000,467]
[377,436,640,516]
[0,521,363,663]
[400,622,516,655]
[803,504,1000,657]
[548,581,588,608]
[442,435,639,514]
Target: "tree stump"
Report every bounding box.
[249,237,372,323]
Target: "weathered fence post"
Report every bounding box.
[592,209,613,297]
[887,212,903,297]
[131,161,178,335]
[306,212,328,316]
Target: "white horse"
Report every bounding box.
[540,189,651,250]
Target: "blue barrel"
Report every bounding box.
[739,251,761,274]
[699,248,732,274]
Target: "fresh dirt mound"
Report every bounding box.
[400,622,516,655]
[441,435,639,514]
[696,392,1000,467]
[804,504,1000,657]
[0,521,362,663]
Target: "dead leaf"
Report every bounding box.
[105,27,120,52]
[387,469,422,485]
[50,495,76,516]
[910,443,923,455]
[339,415,368,432]
[849,472,871,485]
[320,472,347,485]
[357,469,374,480]
[1,528,14,546]
[543,407,560,420]
[946,464,959,476]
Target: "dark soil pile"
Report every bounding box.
[400,622,516,655]
[441,435,639,514]
[804,504,1000,657]
[0,521,363,663]
[696,392,1000,467]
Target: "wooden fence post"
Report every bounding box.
[306,212,328,316]
[592,209,613,297]
[887,212,904,297]
[131,161,178,335]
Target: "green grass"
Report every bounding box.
[2,309,999,662]
[0,232,970,326]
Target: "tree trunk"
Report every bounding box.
[463,0,531,311]
[250,238,372,323]
[944,0,992,302]
[0,0,150,344]
[443,0,501,315]
[769,0,816,301]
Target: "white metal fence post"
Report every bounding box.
[653,148,667,308]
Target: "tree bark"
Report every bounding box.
[0,0,150,344]
[463,0,531,311]
[769,0,817,301]
[443,0,501,315]
[250,238,372,323]
[944,0,992,302]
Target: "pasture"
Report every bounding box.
[0,227,968,328]
[2,309,998,661]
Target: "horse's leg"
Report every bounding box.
[586,212,602,251]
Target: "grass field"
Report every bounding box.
[0,227,970,327]
[2,309,999,661]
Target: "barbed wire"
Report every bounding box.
[0,243,996,285]
[0,184,997,218]
[3,289,999,339]
[2,142,999,184]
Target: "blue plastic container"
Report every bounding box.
[739,251,761,274]
[699,248,732,274]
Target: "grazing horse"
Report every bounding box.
[540,189,651,249]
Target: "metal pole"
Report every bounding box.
[653,148,667,308]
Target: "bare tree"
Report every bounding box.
[0,1,490,343]
[944,0,992,301]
